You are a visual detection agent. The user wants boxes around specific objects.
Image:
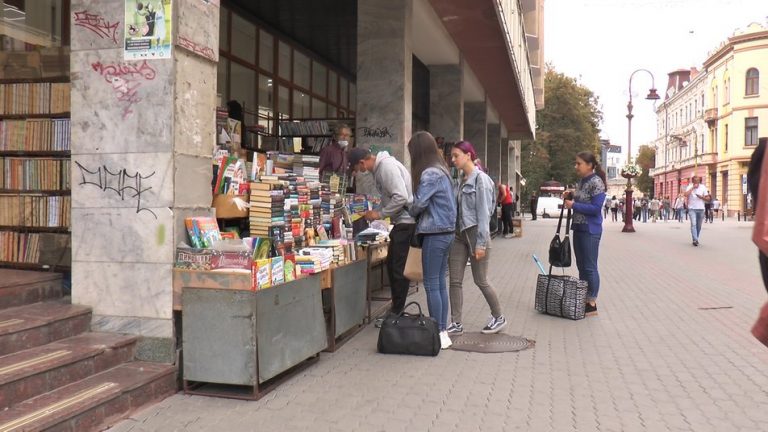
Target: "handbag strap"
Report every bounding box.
[398,301,425,317]
[564,208,572,237]
[555,203,566,234]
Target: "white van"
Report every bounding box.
[536,197,564,218]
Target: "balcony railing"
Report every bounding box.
[704,108,718,124]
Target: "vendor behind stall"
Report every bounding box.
[319,123,352,178]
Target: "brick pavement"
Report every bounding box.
[109,217,768,432]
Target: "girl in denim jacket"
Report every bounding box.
[408,132,457,349]
[446,141,507,336]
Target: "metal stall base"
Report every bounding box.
[182,276,327,400]
[324,260,368,352]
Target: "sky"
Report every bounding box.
[545,0,767,161]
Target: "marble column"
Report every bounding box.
[70,0,218,361]
[463,101,487,163]
[428,64,463,143]
[487,123,501,181]
[357,0,413,165]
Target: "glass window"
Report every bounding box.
[328,105,338,118]
[340,77,349,109]
[230,62,256,123]
[350,83,356,111]
[293,90,310,118]
[259,30,273,73]
[746,117,759,146]
[231,13,256,64]
[219,6,229,51]
[258,74,273,112]
[328,71,338,103]
[278,85,290,119]
[278,41,291,80]
[1,0,69,79]
[312,62,327,97]
[217,58,229,104]
[311,98,327,118]
[293,51,311,90]
[746,68,760,96]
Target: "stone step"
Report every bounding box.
[0,361,176,432]
[0,332,138,411]
[0,302,92,356]
[0,270,63,310]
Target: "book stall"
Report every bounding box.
[174,112,390,400]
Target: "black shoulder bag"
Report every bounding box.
[548,204,572,268]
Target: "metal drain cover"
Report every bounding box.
[450,332,535,353]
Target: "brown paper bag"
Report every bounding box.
[404,246,423,282]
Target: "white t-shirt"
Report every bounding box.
[686,184,710,210]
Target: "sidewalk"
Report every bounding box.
[109,218,768,432]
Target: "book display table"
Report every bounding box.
[180,274,327,400]
[322,259,367,352]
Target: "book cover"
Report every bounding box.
[284,253,296,282]
[252,237,272,260]
[184,218,204,248]
[255,258,272,289]
[193,217,222,248]
[271,256,284,285]
[211,250,252,271]
[174,247,213,270]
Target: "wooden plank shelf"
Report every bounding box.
[0,151,70,157]
[0,190,70,195]
[0,226,70,233]
[0,113,70,120]
[0,262,70,271]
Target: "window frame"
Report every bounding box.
[745,117,759,147]
[746,68,760,96]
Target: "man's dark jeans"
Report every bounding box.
[387,223,416,313]
[501,203,514,235]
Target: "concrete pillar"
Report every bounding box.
[463,101,487,163]
[501,138,510,185]
[70,0,219,361]
[487,123,501,181]
[357,0,413,164]
[428,64,463,143]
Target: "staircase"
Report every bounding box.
[0,270,176,432]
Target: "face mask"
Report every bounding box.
[338,140,349,148]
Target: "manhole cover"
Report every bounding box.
[449,332,535,353]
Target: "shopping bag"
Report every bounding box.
[377,302,440,356]
[548,206,572,268]
[535,273,587,320]
[403,246,423,282]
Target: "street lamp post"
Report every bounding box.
[623,69,660,233]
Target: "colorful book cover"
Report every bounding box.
[271,256,284,286]
[174,247,213,270]
[192,217,222,248]
[284,253,296,282]
[184,218,203,248]
[252,237,272,260]
[211,250,252,271]
[255,258,272,289]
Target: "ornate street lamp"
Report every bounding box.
[622,69,660,233]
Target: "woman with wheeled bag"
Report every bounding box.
[562,151,607,317]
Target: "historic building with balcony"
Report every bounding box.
[652,22,768,215]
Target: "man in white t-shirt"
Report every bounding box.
[684,176,711,246]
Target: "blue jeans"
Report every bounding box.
[689,209,705,242]
[421,233,453,331]
[572,230,602,301]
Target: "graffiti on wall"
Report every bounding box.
[360,126,394,139]
[73,10,120,45]
[91,60,156,119]
[75,161,157,219]
[177,35,216,62]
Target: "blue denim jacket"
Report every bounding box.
[410,166,457,235]
[456,168,494,250]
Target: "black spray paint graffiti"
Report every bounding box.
[361,126,393,139]
[75,161,157,219]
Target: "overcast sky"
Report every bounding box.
[545,0,767,161]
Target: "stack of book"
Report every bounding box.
[249,182,286,239]
[0,231,40,263]
[0,195,70,227]
[314,240,347,266]
[0,158,70,190]
[309,182,322,229]
[293,155,320,182]
[278,120,331,136]
[0,119,71,152]
[183,217,222,249]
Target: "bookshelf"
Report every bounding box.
[277,118,354,154]
[0,79,71,271]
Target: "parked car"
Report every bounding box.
[536,196,564,218]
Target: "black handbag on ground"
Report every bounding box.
[548,205,572,268]
[377,302,440,356]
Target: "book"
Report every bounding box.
[190,217,221,249]
[255,258,272,289]
[184,218,204,249]
[271,256,284,285]
[175,247,213,270]
[211,250,252,271]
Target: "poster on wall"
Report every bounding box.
[124,0,173,60]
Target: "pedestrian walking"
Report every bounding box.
[641,196,649,223]
[348,147,415,315]
[562,151,606,317]
[713,197,721,220]
[603,197,610,219]
[674,194,685,222]
[650,197,660,222]
[610,195,619,222]
[530,193,538,220]
[633,198,642,221]
[407,132,457,349]
[684,175,711,246]
[662,196,671,221]
[447,141,507,335]
[498,182,515,238]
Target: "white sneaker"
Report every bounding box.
[504,234,513,239]
[440,331,452,349]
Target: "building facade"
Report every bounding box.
[652,22,768,215]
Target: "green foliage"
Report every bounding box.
[635,145,656,194]
[522,67,603,198]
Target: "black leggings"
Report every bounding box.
[761,252,768,295]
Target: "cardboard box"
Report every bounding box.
[212,194,249,218]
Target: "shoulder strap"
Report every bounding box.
[564,208,572,237]
[555,203,566,234]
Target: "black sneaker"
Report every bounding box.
[446,322,464,335]
[481,315,507,334]
[693,240,699,246]
[585,303,598,317]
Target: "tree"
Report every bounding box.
[522,67,603,198]
[635,145,656,194]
